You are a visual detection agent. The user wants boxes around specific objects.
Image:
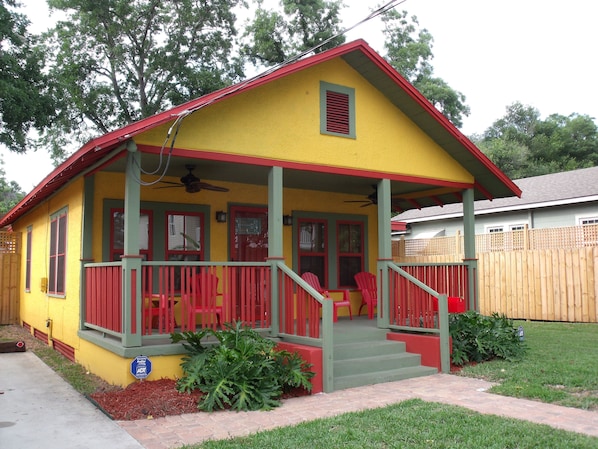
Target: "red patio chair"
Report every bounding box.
[182,272,224,330]
[354,271,378,319]
[301,272,352,322]
[432,296,466,314]
[144,293,177,333]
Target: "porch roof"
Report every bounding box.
[1,39,520,228]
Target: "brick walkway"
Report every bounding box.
[119,374,598,449]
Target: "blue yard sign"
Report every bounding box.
[131,355,152,380]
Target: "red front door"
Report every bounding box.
[229,206,268,262]
[229,206,269,323]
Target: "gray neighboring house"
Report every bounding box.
[393,166,598,239]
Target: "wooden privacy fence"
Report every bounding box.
[0,231,21,325]
[393,224,598,323]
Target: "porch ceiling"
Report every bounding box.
[104,153,465,212]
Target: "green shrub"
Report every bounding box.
[449,311,526,366]
[171,322,314,412]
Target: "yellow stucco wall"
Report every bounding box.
[136,58,473,184]
[13,179,84,351]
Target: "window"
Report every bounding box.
[110,209,152,261]
[25,226,32,292]
[48,208,67,295]
[320,81,355,138]
[166,212,204,262]
[486,223,527,251]
[297,217,364,288]
[298,220,327,284]
[578,216,598,246]
[337,221,364,287]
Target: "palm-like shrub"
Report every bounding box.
[171,322,314,411]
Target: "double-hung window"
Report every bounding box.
[109,209,153,261]
[337,221,364,286]
[25,226,32,292]
[48,208,67,295]
[298,220,327,285]
[166,212,204,262]
[297,216,364,288]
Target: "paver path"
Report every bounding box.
[119,374,598,449]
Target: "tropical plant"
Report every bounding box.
[171,321,314,412]
[449,311,526,366]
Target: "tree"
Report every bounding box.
[242,0,346,65]
[476,102,598,178]
[42,0,245,163]
[0,157,25,215]
[0,0,55,153]
[380,9,470,128]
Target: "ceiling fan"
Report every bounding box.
[345,186,378,207]
[345,185,402,212]
[157,165,229,193]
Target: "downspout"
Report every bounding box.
[376,178,392,328]
[462,188,478,311]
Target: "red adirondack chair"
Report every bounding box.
[182,272,224,330]
[301,272,352,322]
[354,271,378,319]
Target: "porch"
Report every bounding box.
[81,259,473,393]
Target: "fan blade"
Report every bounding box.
[157,180,183,186]
[200,184,229,192]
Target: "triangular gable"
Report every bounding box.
[0,39,520,227]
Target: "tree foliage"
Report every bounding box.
[42,0,245,162]
[242,0,345,65]
[475,102,598,179]
[0,0,55,153]
[0,157,25,215]
[381,9,470,128]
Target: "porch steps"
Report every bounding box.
[332,321,437,391]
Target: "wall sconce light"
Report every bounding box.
[215,211,227,223]
[283,215,293,226]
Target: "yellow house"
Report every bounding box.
[1,40,520,393]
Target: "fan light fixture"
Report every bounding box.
[283,215,293,226]
[215,211,227,223]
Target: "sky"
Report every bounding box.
[2,0,597,192]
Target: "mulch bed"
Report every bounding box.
[89,378,310,420]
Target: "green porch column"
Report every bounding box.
[376,178,392,327]
[79,175,95,330]
[122,141,142,347]
[267,166,284,335]
[462,188,479,311]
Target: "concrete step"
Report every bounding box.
[334,351,422,376]
[333,339,407,360]
[333,365,438,391]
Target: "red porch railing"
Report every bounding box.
[85,264,123,334]
[83,261,328,342]
[388,262,470,329]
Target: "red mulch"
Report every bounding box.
[89,378,309,421]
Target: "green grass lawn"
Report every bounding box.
[457,320,598,410]
[185,399,597,449]
[179,320,598,449]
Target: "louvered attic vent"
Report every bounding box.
[326,90,350,134]
[320,81,355,138]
